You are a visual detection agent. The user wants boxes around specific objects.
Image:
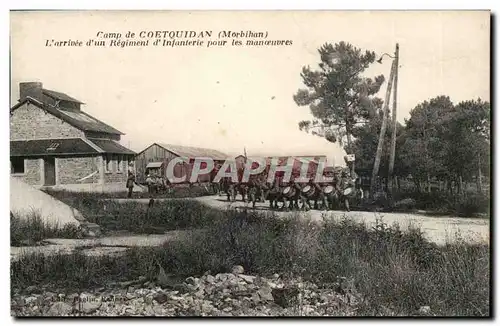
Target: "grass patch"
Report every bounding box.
[10,211,82,246]
[11,206,490,316]
[48,195,225,234]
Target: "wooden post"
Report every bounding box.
[370,59,396,199]
[387,44,399,198]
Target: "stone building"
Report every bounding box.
[10,82,136,191]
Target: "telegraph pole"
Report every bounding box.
[387,43,400,197]
[370,55,396,199]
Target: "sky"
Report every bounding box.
[10,11,490,166]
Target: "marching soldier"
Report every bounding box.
[156,174,166,193]
[211,163,221,194]
[247,175,261,208]
[259,180,272,205]
[145,174,154,195]
[267,178,282,210]
[288,178,309,211]
[313,180,329,210]
[126,170,136,198]
[238,183,248,203]
[220,177,234,202]
[228,179,237,202]
[336,167,356,212]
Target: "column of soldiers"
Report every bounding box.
[217,157,360,212]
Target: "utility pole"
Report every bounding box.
[370,56,396,199]
[387,43,400,198]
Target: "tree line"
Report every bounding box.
[294,41,490,197]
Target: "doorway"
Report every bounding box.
[44,157,56,186]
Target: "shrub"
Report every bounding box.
[10,211,82,246]
[392,198,417,211]
[392,190,490,217]
[456,193,490,217]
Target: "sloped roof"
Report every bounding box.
[11,138,135,156]
[88,138,136,155]
[10,97,124,135]
[155,143,228,160]
[42,88,84,104]
[11,138,99,156]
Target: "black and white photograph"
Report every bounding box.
[8,10,491,317]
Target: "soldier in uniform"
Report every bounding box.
[259,178,273,206]
[126,170,136,198]
[238,183,248,203]
[336,167,356,212]
[253,173,266,203]
[234,168,247,202]
[210,163,221,195]
[221,176,236,202]
[312,180,329,210]
[260,180,272,207]
[280,180,292,211]
[146,174,154,195]
[156,174,166,194]
[284,177,306,211]
[247,175,261,208]
[267,177,283,210]
[218,178,225,196]
[255,167,270,203]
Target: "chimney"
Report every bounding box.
[19,82,43,102]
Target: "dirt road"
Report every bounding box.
[114,195,490,246]
[11,195,489,261]
[10,231,192,261]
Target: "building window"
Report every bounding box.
[105,154,112,173]
[11,157,25,174]
[117,155,123,172]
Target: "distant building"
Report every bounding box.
[135,143,228,184]
[10,82,136,191]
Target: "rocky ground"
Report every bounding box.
[12,265,393,317]
[11,265,433,317]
